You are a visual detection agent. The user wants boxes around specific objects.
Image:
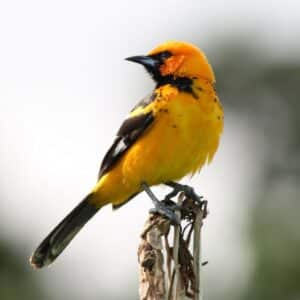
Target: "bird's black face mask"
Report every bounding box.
[125,51,172,82]
[126,51,194,95]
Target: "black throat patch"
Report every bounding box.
[156,75,198,99]
[156,75,193,92]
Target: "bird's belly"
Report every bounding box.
[122,100,221,186]
[93,93,223,207]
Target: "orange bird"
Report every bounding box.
[30,41,224,268]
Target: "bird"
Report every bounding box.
[30,41,224,269]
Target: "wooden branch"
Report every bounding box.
[172,193,184,300]
[138,190,208,300]
[193,204,205,300]
[138,214,171,300]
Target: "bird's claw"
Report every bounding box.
[165,181,203,204]
[141,182,180,225]
[149,200,180,225]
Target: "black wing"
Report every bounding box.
[98,111,154,179]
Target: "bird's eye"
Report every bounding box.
[159,51,172,61]
[149,51,172,64]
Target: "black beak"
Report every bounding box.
[125,55,160,72]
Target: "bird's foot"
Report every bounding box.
[164,181,208,219]
[164,181,203,204]
[141,182,180,225]
[149,200,180,225]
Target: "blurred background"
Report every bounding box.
[0,0,299,299]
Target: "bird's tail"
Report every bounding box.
[30,193,100,269]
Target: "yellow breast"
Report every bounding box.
[92,79,223,207]
[124,79,223,185]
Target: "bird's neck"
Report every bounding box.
[155,76,215,100]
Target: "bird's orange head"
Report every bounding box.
[126,41,215,84]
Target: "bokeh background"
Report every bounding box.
[1,0,299,299]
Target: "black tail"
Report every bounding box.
[30,193,99,268]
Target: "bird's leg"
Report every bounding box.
[141,182,180,224]
[164,181,203,204]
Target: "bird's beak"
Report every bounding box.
[125,55,159,71]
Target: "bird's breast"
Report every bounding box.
[122,86,223,185]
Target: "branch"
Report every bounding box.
[192,201,206,300]
[138,189,208,300]
[138,214,171,300]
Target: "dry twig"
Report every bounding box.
[138,188,208,300]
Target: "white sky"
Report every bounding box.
[0,0,299,299]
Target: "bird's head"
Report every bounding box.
[126,41,215,85]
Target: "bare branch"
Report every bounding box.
[138,188,208,300]
[138,214,170,300]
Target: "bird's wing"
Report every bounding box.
[98,94,156,179]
